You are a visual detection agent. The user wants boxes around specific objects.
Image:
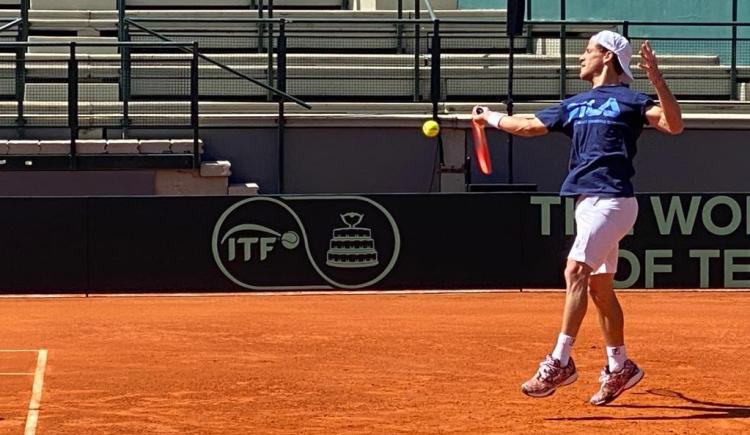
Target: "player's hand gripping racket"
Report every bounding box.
[471,107,493,175]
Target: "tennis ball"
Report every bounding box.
[422,120,440,138]
[280,231,299,250]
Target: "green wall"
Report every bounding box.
[457,0,750,63]
[457,0,747,23]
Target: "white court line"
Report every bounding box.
[24,349,47,435]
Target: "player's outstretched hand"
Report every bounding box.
[638,40,663,86]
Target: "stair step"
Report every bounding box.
[229,182,259,196]
[138,139,171,154]
[1,139,204,155]
[28,36,119,55]
[200,160,231,177]
[25,83,119,102]
[106,139,139,154]
[31,0,116,10]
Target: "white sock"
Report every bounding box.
[551,333,576,367]
[607,345,627,373]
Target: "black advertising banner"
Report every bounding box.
[86,194,525,291]
[523,194,750,289]
[1,193,748,292]
[0,198,87,292]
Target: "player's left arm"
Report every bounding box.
[640,40,684,135]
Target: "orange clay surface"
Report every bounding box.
[0,291,748,435]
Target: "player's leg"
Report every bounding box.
[521,197,608,398]
[520,258,591,398]
[588,201,644,405]
[589,272,624,347]
[560,259,593,339]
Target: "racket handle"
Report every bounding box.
[475,107,484,115]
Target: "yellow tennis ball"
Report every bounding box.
[422,120,440,138]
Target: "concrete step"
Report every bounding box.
[200,160,231,177]
[31,0,116,10]
[127,0,344,8]
[4,52,722,68]
[2,138,204,155]
[356,0,457,10]
[155,160,231,196]
[229,182,260,195]
[25,83,119,102]
[28,36,119,55]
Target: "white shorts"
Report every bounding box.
[568,195,638,275]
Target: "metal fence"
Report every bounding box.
[0,42,201,168]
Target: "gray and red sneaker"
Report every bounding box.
[521,355,578,398]
[590,359,644,406]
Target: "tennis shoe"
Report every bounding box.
[590,359,644,406]
[521,355,578,398]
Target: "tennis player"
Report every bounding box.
[473,30,683,405]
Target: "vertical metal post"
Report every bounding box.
[267,0,274,101]
[559,0,567,99]
[119,0,131,136]
[431,19,443,191]
[69,43,79,169]
[257,0,265,53]
[15,0,29,137]
[20,0,28,40]
[430,19,441,117]
[396,0,404,53]
[413,0,421,101]
[507,33,515,184]
[622,20,629,38]
[731,0,738,100]
[117,0,125,41]
[525,0,533,49]
[14,45,25,137]
[191,42,200,169]
[121,24,131,136]
[277,19,287,193]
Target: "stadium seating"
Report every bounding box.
[0,0,747,194]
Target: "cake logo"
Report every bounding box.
[326,212,379,269]
[212,196,400,290]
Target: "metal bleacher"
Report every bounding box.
[2,2,744,102]
[1,0,749,193]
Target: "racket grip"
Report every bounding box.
[475,107,484,115]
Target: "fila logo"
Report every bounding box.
[567,97,621,123]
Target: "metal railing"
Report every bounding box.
[0,41,213,169]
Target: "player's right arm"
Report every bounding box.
[472,106,549,137]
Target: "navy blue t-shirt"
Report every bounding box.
[535,85,654,197]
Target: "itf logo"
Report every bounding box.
[212,196,400,290]
[222,224,300,263]
[567,97,621,123]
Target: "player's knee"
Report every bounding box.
[564,261,591,288]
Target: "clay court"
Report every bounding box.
[0,291,748,434]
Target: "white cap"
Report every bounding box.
[591,30,634,84]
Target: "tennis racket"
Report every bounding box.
[471,108,492,175]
